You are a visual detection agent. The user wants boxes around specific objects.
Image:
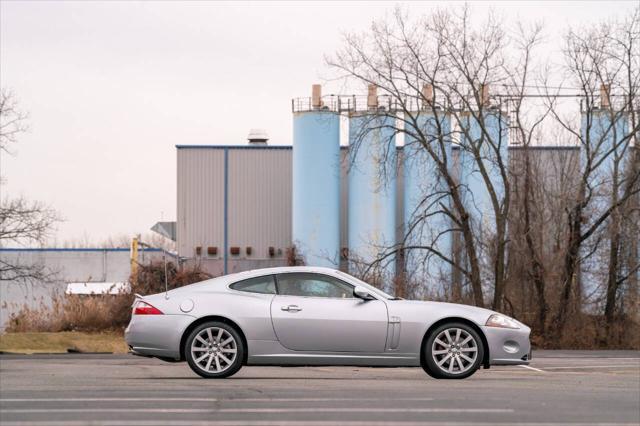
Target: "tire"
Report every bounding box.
[422,322,484,379]
[184,321,245,378]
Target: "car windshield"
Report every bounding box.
[334,270,398,300]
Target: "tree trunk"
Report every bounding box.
[492,220,508,312]
[552,209,582,340]
[460,213,485,307]
[522,151,548,335]
[604,228,621,338]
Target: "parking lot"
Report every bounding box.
[0,350,638,426]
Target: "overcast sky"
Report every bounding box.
[1,1,636,245]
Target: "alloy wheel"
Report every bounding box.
[431,327,478,375]
[190,327,238,373]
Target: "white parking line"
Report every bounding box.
[0,398,219,402]
[543,365,640,370]
[0,408,513,414]
[237,397,435,402]
[219,408,514,413]
[519,365,546,372]
[534,357,640,360]
[0,421,637,426]
[0,397,434,403]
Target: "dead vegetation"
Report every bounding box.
[327,5,639,350]
[285,245,306,266]
[5,261,210,333]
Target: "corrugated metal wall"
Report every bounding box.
[177,144,581,278]
[177,146,292,275]
[227,148,292,261]
[177,148,225,259]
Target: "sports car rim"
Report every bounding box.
[191,327,238,373]
[431,328,478,375]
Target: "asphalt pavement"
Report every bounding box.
[0,350,638,425]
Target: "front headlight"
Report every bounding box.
[485,313,520,329]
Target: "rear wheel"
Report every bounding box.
[184,321,244,378]
[422,322,484,379]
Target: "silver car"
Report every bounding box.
[125,266,531,379]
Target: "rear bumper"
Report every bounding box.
[481,325,531,365]
[124,314,195,360]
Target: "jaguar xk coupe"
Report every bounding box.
[125,266,531,379]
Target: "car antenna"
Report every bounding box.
[163,248,169,299]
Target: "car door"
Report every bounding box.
[270,272,388,352]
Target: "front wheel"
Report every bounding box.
[422,322,484,379]
[185,321,244,378]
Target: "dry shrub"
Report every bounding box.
[6,293,131,333]
[601,315,640,349]
[132,260,211,296]
[531,312,640,349]
[285,246,305,266]
[392,273,456,302]
[6,261,211,333]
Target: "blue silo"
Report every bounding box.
[580,107,631,295]
[581,109,629,205]
[403,112,452,292]
[347,113,397,280]
[458,111,509,229]
[292,110,341,267]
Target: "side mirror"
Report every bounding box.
[354,286,376,301]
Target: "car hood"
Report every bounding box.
[386,299,529,330]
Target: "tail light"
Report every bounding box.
[133,301,163,315]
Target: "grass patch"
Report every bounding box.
[0,331,128,354]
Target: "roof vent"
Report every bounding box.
[479,84,490,107]
[600,84,610,109]
[367,84,378,109]
[312,84,322,108]
[248,129,268,145]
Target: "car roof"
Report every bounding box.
[218,266,343,284]
[164,265,391,300]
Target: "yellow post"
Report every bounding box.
[130,236,139,284]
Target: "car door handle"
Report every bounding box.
[281,305,302,312]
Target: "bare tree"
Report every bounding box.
[601,10,640,337]
[0,89,28,154]
[326,5,639,348]
[508,128,581,337]
[327,6,545,310]
[0,90,60,283]
[544,10,640,340]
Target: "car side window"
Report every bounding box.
[230,275,276,294]
[276,273,354,298]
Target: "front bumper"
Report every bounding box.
[481,325,531,365]
[125,314,195,360]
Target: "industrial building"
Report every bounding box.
[0,247,165,330]
[175,84,592,282]
[177,142,406,276]
[1,88,631,330]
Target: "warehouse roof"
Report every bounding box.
[176,144,579,151]
[176,145,292,150]
[0,247,163,252]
